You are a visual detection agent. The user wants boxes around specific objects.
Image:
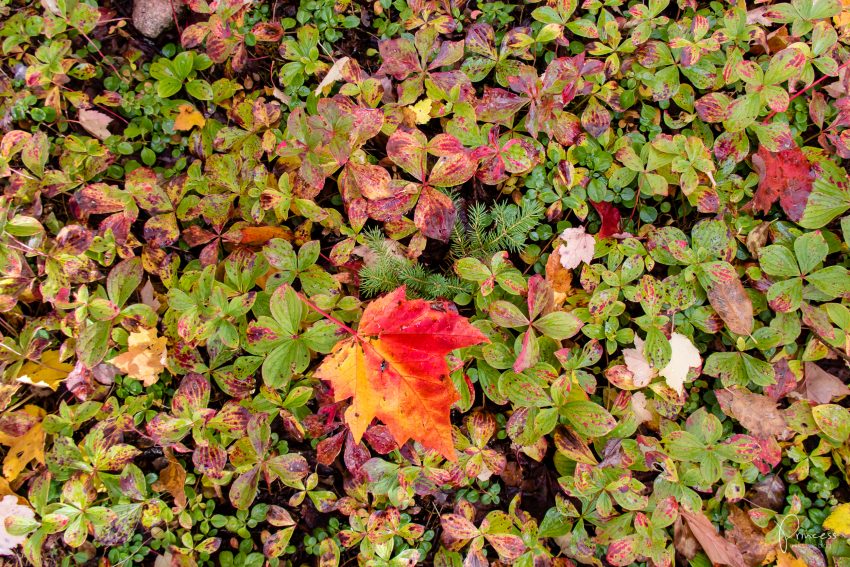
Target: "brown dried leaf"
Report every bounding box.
[715,387,788,438]
[151,449,187,510]
[725,505,776,566]
[795,362,850,404]
[680,508,745,567]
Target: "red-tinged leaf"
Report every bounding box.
[502,138,538,173]
[182,225,217,247]
[346,162,392,200]
[581,98,611,138]
[606,537,638,566]
[263,527,295,558]
[387,129,427,181]
[377,38,420,80]
[366,181,419,222]
[414,186,456,241]
[316,431,345,466]
[251,21,283,42]
[440,514,479,542]
[429,40,465,69]
[192,441,226,479]
[171,373,210,416]
[680,508,745,567]
[695,93,732,123]
[343,433,370,472]
[428,153,476,187]
[75,184,130,215]
[362,425,397,454]
[314,287,488,460]
[590,200,620,238]
[476,87,527,123]
[181,22,209,48]
[700,261,754,335]
[750,144,814,222]
[765,358,800,401]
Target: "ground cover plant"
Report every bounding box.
[4,0,850,565]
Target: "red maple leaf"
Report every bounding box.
[750,144,814,222]
[313,287,488,460]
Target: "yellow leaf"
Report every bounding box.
[109,328,167,387]
[0,406,45,481]
[410,99,433,125]
[824,503,850,536]
[15,350,73,390]
[173,105,206,131]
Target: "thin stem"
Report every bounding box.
[296,290,360,339]
[762,59,850,124]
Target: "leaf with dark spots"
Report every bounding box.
[751,144,814,222]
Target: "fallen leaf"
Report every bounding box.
[314,56,351,95]
[545,249,573,294]
[590,200,621,238]
[702,262,754,335]
[558,227,595,270]
[715,387,788,438]
[16,350,73,390]
[751,144,813,222]
[78,108,114,140]
[0,494,34,555]
[140,280,162,311]
[659,333,701,394]
[725,505,776,566]
[823,503,850,536]
[630,392,653,424]
[226,225,294,246]
[795,362,850,404]
[623,337,654,388]
[624,333,700,394]
[775,550,808,567]
[173,104,206,131]
[0,406,45,481]
[314,286,488,460]
[151,448,187,510]
[409,98,433,124]
[109,327,168,387]
[680,508,745,567]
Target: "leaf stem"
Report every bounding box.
[296,290,360,339]
[762,59,850,124]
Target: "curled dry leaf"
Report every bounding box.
[109,327,168,387]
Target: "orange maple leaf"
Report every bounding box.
[313,287,487,460]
